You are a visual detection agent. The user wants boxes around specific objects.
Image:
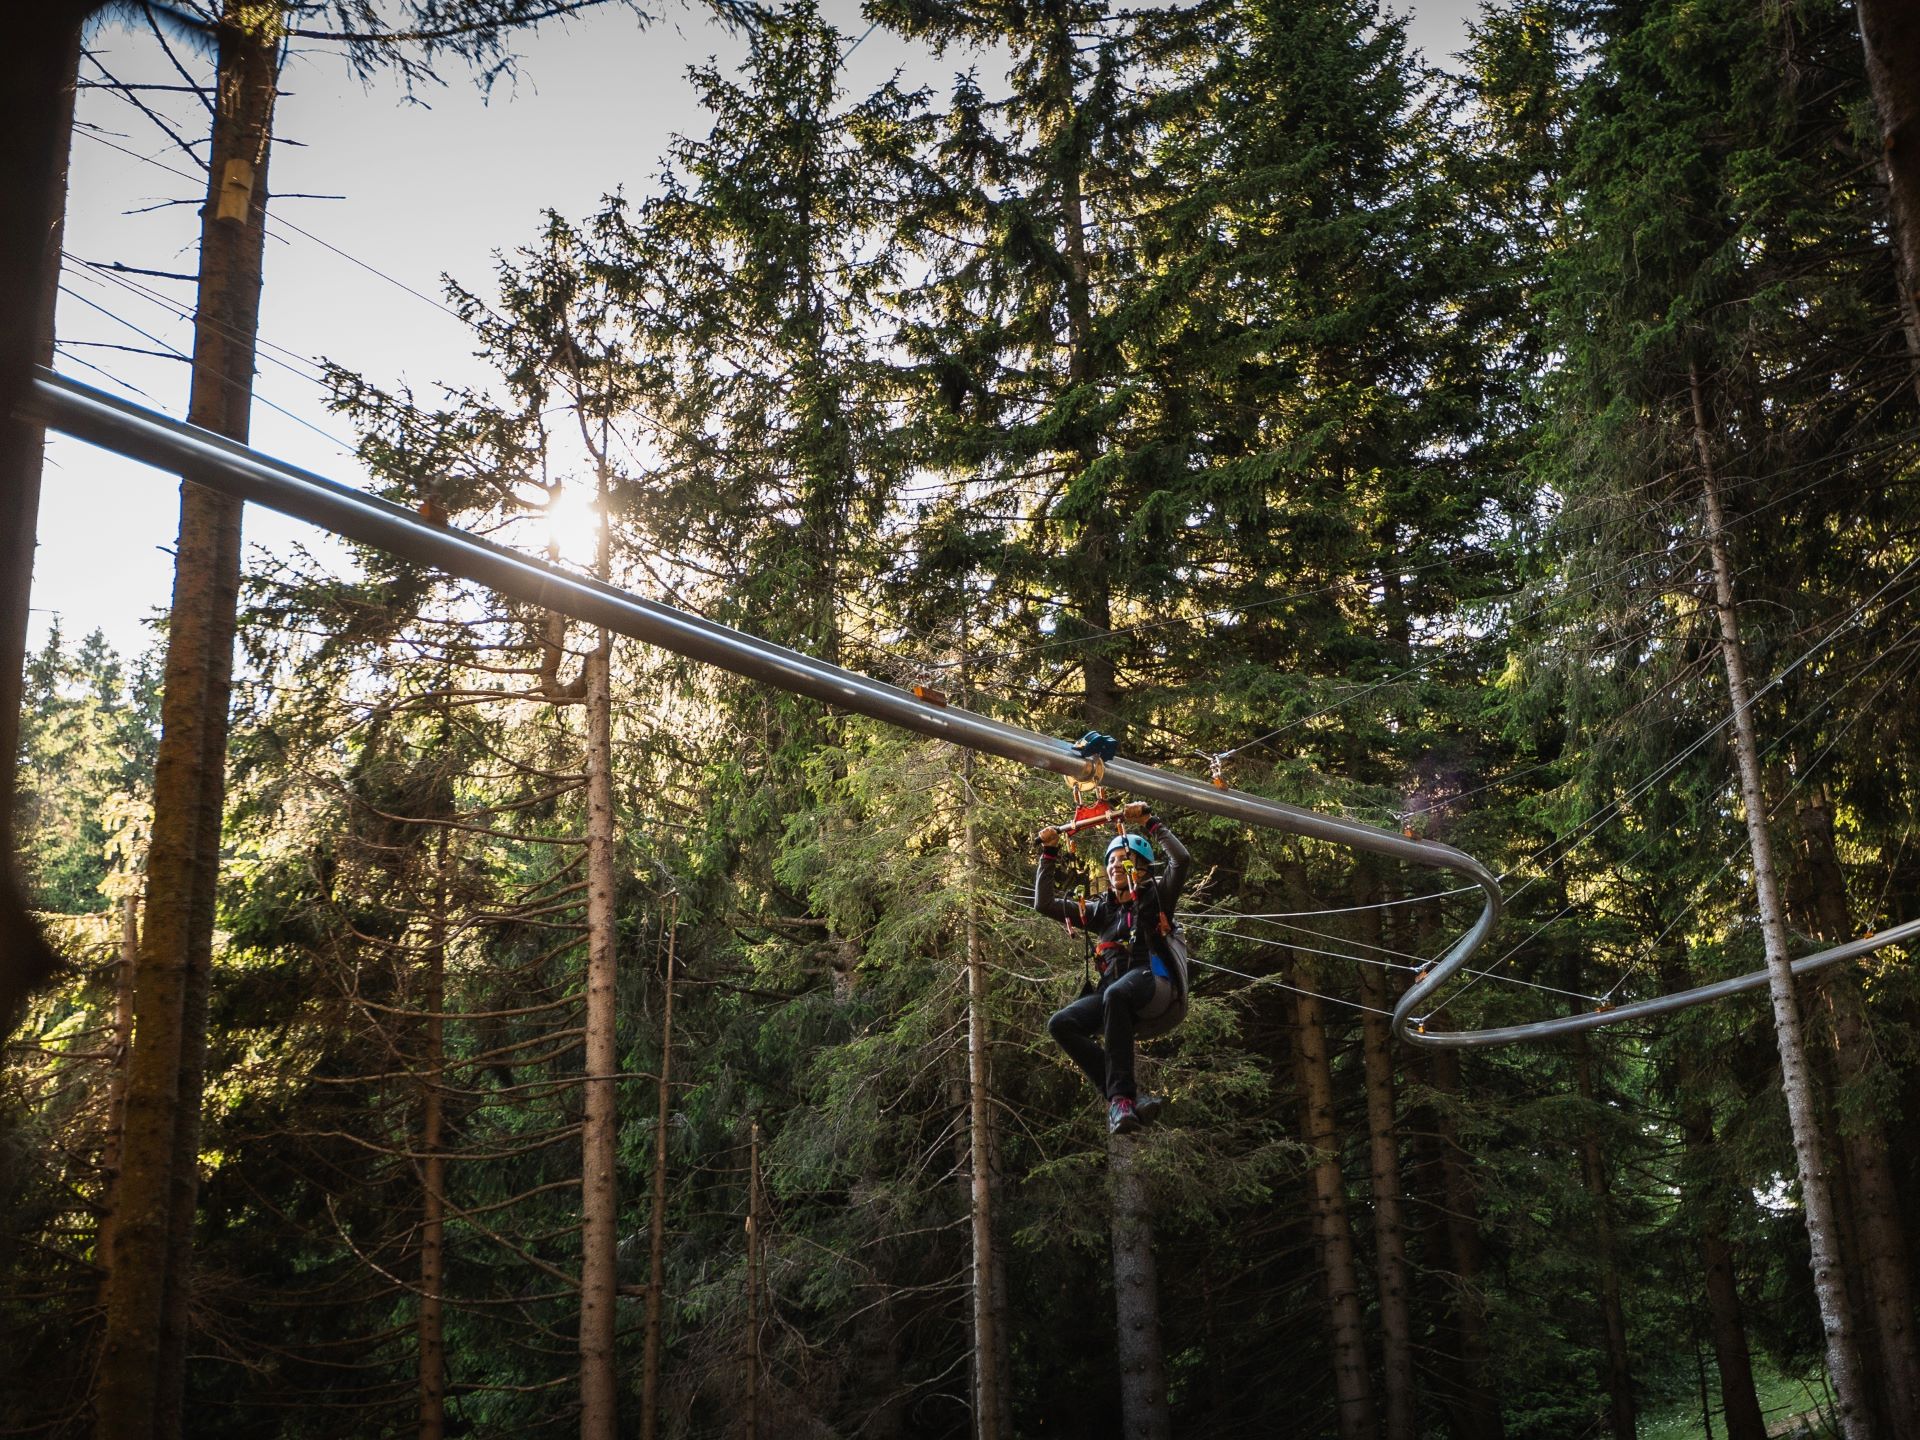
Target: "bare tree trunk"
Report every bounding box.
[1291,954,1380,1440]
[1652,934,1768,1440]
[641,901,676,1440]
[0,4,81,1034]
[1791,788,1920,1439]
[1572,1031,1636,1440]
[1680,1101,1769,1440]
[1691,363,1871,1439]
[1823,975,1920,1439]
[1426,1043,1506,1440]
[1816,1076,1889,1435]
[746,1120,761,1440]
[1037,8,1118,729]
[1354,866,1415,1440]
[99,14,278,1434]
[420,830,449,1440]
[962,753,1002,1440]
[579,480,618,1440]
[1108,1139,1173,1440]
[1856,0,1920,400]
[987,1119,1016,1440]
[96,893,140,1280]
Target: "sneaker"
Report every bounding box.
[1134,1093,1168,1127]
[1108,1096,1140,1136]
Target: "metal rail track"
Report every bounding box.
[27,367,1920,1045]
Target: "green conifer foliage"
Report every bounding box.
[10,2,1920,1435]
[1,627,158,1432]
[1502,0,1920,1424]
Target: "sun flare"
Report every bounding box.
[543,483,604,564]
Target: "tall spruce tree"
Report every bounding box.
[84,8,704,1437]
[1527,0,1920,1432]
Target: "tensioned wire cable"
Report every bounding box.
[75,128,470,327]
[994,860,1610,1010]
[59,270,749,621]
[1423,583,1920,1022]
[1184,950,1397,1017]
[75,121,1861,730]
[63,262,329,400]
[1478,575,1920,934]
[46,365,1920,1046]
[976,889,1407,1020]
[1468,648,1915,1022]
[1190,922,1605,1008]
[61,280,1912,998]
[999,560,1920,1021]
[1495,551,1920,901]
[68,114,1920,996]
[65,251,334,385]
[1006,614,1812,963]
[1591,614,1920,1007]
[75,117,1889,806]
[1014,839,1638,1018]
[56,283,364,454]
[981,869,1603,1013]
[1028,658,1911,1024]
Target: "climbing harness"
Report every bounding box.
[1040,793,1191,1039]
[1134,918,1191,1042]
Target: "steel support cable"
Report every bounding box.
[55,283,357,454]
[1192,921,1608,1007]
[1427,567,1920,1024]
[1498,556,1920,906]
[70,110,1836,779]
[27,366,1920,1047]
[1589,621,1920,1006]
[982,886,1596,1011]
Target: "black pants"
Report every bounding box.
[1048,966,1159,1101]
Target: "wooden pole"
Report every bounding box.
[0,3,81,1036]
[962,751,1000,1440]
[96,892,139,1282]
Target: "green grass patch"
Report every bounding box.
[1639,1353,1832,1439]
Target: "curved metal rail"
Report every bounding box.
[26,367,1919,1046]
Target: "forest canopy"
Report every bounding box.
[7,1,1920,1438]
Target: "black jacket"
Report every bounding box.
[1034,818,1190,983]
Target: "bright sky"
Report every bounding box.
[33,0,1480,663]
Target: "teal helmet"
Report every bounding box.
[1106,833,1155,867]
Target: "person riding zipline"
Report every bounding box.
[1033,800,1191,1135]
